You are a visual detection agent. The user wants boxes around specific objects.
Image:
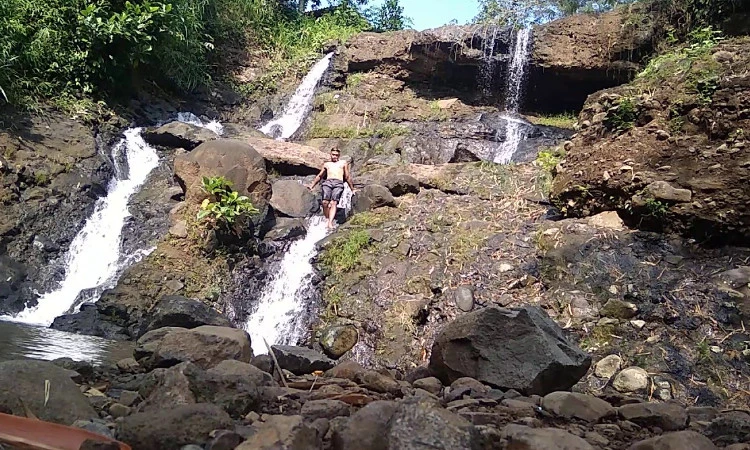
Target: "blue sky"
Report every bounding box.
[369,0,479,30]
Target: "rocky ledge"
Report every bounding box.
[4,303,749,450]
[338,5,655,111]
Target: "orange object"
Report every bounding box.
[0,412,131,450]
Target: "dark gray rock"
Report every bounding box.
[206,430,244,450]
[263,217,307,241]
[352,184,396,214]
[383,173,420,196]
[270,179,319,218]
[0,360,96,425]
[387,396,476,450]
[502,424,594,449]
[301,399,352,421]
[239,415,321,449]
[272,345,335,375]
[137,362,260,417]
[73,419,115,439]
[207,359,275,386]
[628,430,717,450]
[142,121,218,151]
[618,402,689,431]
[413,377,443,395]
[541,392,615,422]
[137,295,231,337]
[428,306,591,395]
[332,401,398,450]
[706,411,750,445]
[135,325,253,371]
[116,403,233,450]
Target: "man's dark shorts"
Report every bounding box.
[322,179,345,202]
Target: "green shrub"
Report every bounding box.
[197,176,259,234]
[604,97,637,132]
[529,112,577,129]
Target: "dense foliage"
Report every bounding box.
[198,176,259,236]
[0,0,369,106]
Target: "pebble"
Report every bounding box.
[454,286,474,312]
[594,354,622,379]
[630,320,646,329]
[613,367,649,393]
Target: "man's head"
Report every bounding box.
[330,147,340,162]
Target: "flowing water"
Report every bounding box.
[494,28,532,163]
[259,53,334,140]
[478,26,500,100]
[245,216,330,354]
[4,129,159,326]
[0,321,132,364]
[176,112,224,135]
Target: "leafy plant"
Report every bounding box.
[529,112,577,129]
[604,97,637,132]
[644,198,669,217]
[197,176,259,234]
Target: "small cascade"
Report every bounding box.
[259,53,334,140]
[245,216,329,354]
[494,28,532,163]
[176,112,224,135]
[4,129,159,326]
[478,26,500,100]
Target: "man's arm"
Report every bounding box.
[307,165,326,190]
[344,162,355,192]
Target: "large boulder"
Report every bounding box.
[135,325,253,371]
[142,121,218,151]
[270,180,319,218]
[383,173,420,197]
[116,403,233,450]
[352,184,396,214]
[333,397,476,450]
[0,360,97,425]
[137,362,262,417]
[137,295,231,337]
[428,306,591,395]
[173,139,270,206]
[244,137,328,175]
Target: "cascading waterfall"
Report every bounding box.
[4,113,221,326]
[478,26,500,100]
[245,216,329,354]
[5,129,159,326]
[259,53,334,140]
[494,28,532,163]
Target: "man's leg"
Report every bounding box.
[322,200,330,219]
[327,201,337,229]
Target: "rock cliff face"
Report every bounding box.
[337,5,655,112]
[551,37,750,244]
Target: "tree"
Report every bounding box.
[368,0,412,31]
[474,0,638,26]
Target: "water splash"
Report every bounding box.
[245,216,330,354]
[3,129,159,326]
[260,53,334,140]
[494,28,532,163]
[176,112,224,135]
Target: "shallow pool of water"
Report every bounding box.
[0,320,133,364]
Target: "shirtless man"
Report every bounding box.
[307,147,355,230]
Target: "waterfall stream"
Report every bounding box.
[245,217,329,354]
[3,114,219,326]
[260,53,334,140]
[494,28,532,163]
[5,129,159,326]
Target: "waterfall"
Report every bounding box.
[259,53,334,140]
[4,129,159,326]
[478,27,499,100]
[494,28,532,163]
[245,217,329,354]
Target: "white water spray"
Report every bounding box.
[176,112,224,135]
[245,217,329,354]
[494,28,532,163]
[4,129,159,326]
[260,53,334,140]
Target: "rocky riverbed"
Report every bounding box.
[2,304,749,449]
